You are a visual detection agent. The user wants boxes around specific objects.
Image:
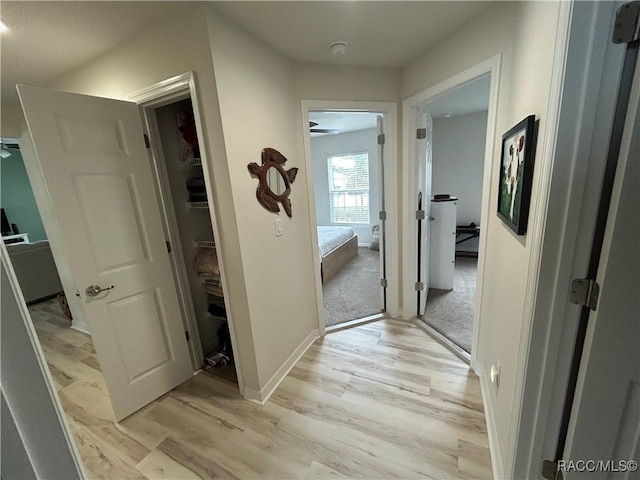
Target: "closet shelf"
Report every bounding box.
[194,240,216,248]
[187,201,209,210]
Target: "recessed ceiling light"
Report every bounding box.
[0,20,8,33]
[442,113,452,118]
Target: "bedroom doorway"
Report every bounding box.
[402,57,499,362]
[419,76,490,358]
[303,104,398,331]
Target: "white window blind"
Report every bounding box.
[327,152,370,224]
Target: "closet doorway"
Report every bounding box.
[302,101,399,333]
[16,73,240,422]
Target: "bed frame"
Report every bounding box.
[321,235,358,284]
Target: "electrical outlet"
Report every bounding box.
[275,218,283,237]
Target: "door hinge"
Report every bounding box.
[569,278,600,310]
[185,330,190,342]
[377,133,386,145]
[415,281,425,291]
[417,128,427,139]
[416,209,426,220]
[613,2,640,44]
[541,460,563,480]
[380,278,388,288]
[379,211,387,221]
[166,241,172,253]
[143,134,151,148]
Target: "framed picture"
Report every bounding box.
[497,115,537,235]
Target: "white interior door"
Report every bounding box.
[417,109,433,315]
[562,54,640,478]
[377,115,387,310]
[18,85,193,420]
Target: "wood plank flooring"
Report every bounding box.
[29,299,493,479]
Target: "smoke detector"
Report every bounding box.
[329,41,348,56]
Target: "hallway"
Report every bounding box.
[30,300,492,479]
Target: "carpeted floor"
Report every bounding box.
[422,257,477,353]
[323,247,382,327]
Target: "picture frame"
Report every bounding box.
[497,115,537,235]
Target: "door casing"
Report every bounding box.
[129,72,245,392]
[401,54,501,362]
[300,100,399,335]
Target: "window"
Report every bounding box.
[327,152,370,224]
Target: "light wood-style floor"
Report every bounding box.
[29,299,493,480]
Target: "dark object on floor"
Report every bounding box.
[205,322,234,367]
[57,292,73,321]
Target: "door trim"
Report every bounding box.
[129,72,245,393]
[512,2,638,477]
[401,54,501,369]
[300,100,399,335]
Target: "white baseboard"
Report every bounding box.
[243,329,319,406]
[477,363,504,479]
[70,322,90,336]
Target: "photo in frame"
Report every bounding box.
[497,115,537,235]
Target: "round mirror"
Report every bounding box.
[267,166,287,195]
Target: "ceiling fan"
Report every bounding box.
[309,121,339,135]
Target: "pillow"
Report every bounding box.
[369,225,380,250]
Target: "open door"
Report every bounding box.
[560,42,640,478]
[377,115,387,310]
[18,85,194,420]
[416,109,433,316]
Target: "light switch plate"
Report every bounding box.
[275,218,283,237]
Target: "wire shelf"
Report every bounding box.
[187,201,209,210]
[194,240,216,248]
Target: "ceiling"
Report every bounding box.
[1,1,493,107]
[309,111,379,137]
[427,75,491,118]
[0,1,186,105]
[214,1,493,68]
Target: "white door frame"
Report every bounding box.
[300,100,399,335]
[510,2,633,477]
[129,72,245,392]
[401,54,501,365]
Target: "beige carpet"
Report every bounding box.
[323,247,382,327]
[422,257,477,353]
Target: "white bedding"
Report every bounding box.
[317,226,355,258]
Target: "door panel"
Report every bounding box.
[18,85,193,420]
[377,115,387,310]
[417,110,433,315]
[563,53,640,478]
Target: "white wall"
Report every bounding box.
[311,128,379,244]
[402,1,561,475]
[432,111,487,252]
[206,6,319,389]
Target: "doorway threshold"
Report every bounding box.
[325,312,387,334]
[414,318,471,364]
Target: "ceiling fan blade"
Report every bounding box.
[310,128,340,134]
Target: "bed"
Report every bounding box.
[317,226,358,283]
